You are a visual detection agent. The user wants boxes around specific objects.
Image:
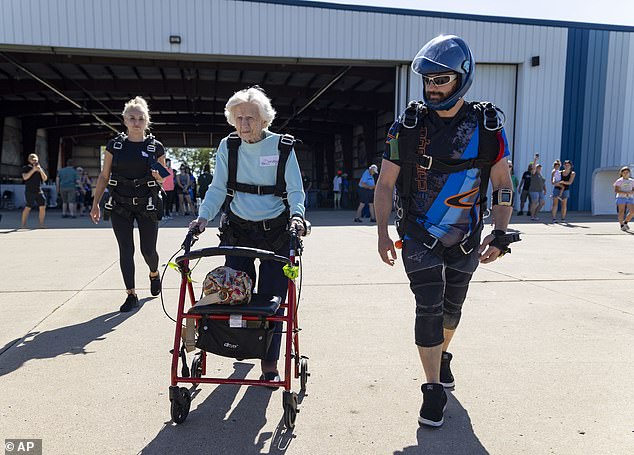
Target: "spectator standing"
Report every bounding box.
[354,164,378,222]
[614,166,634,231]
[529,163,546,221]
[20,153,48,228]
[162,158,175,219]
[558,160,576,223]
[57,159,80,218]
[333,170,343,209]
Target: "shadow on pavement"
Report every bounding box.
[140,362,295,455]
[0,298,151,377]
[394,392,489,455]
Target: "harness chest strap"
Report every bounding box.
[224,132,294,210]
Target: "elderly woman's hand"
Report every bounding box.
[290,216,305,236]
[189,217,208,233]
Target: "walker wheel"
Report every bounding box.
[170,387,191,424]
[282,391,298,430]
[191,353,203,385]
[299,358,309,391]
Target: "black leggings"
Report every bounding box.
[110,210,159,290]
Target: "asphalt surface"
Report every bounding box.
[0,209,632,455]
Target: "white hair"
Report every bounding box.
[224,86,276,129]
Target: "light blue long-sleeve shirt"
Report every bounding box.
[198,130,305,222]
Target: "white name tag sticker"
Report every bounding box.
[260,155,279,167]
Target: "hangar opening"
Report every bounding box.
[0,50,395,208]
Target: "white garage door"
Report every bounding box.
[466,64,517,154]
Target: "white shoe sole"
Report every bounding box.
[418,404,447,427]
[440,380,455,388]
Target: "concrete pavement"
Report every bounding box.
[0,209,632,454]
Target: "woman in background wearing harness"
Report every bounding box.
[189,86,305,385]
[90,97,167,312]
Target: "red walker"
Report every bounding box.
[168,228,308,429]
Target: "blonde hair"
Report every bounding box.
[123,96,151,128]
[224,86,276,129]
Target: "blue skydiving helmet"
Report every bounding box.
[411,35,475,111]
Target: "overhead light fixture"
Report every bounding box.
[169,35,182,44]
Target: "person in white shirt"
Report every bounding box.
[332,170,343,209]
[613,166,634,231]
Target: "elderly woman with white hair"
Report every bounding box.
[189,86,305,385]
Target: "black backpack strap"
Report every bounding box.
[224,132,242,211]
[111,132,127,150]
[275,134,294,198]
[144,134,156,153]
[474,102,506,217]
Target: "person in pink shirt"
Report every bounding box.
[162,158,175,219]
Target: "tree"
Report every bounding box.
[166,147,217,175]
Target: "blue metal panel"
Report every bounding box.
[561,28,610,211]
[578,31,609,210]
[561,29,588,210]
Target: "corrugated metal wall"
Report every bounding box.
[604,32,634,170]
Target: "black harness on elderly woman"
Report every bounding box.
[103,133,163,222]
[223,132,295,212]
[219,132,296,251]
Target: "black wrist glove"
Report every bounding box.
[489,230,521,256]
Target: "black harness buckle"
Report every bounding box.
[280,135,294,147]
[459,238,474,255]
[423,236,439,251]
[418,155,433,170]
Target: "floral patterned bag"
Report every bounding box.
[195,266,253,306]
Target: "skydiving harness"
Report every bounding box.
[219,132,296,251]
[396,101,518,257]
[103,133,163,221]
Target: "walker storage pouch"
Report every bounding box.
[195,317,273,359]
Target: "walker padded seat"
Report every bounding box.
[188,293,281,316]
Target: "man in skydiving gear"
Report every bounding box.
[374,35,519,427]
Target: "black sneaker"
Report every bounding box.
[517,211,523,216]
[354,218,362,223]
[440,351,455,388]
[418,383,447,427]
[120,294,139,312]
[150,274,161,296]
